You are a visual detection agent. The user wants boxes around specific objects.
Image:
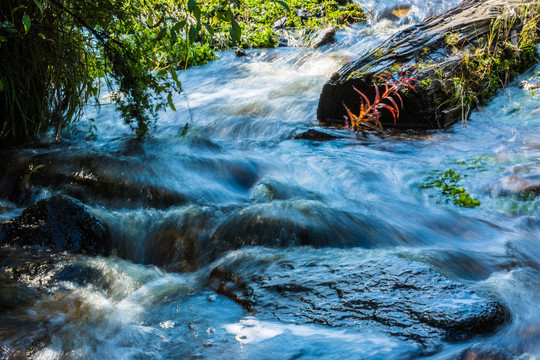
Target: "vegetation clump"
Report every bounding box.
[422,169,481,208]
[0,0,244,143]
[203,0,365,49]
[443,6,540,119]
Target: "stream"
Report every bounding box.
[2,0,540,358]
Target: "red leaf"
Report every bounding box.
[386,96,400,117]
[394,92,404,108]
[353,87,372,107]
[379,104,397,123]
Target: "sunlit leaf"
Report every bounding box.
[275,0,290,12]
[22,14,31,34]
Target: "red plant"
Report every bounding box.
[343,70,418,130]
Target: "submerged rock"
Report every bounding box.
[0,195,106,254]
[235,47,247,57]
[210,200,403,257]
[378,5,412,22]
[485,163,540,200]
[209,255,507,352]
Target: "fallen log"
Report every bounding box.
[317,0,540,129]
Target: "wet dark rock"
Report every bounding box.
[209,255,508,352]
[0,195,106,254]
[235,47,247,57]
[317,0,538,129]
[294,129,337,140]
[0,247,106,314]
[276,36,288,47]
[310,27,336,48]
[0,148,187,209]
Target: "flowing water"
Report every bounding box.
[2,0,540,358]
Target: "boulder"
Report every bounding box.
[310,27,336,48]
[0,148,187,209]
[317,0,539,129]
[0,195,107,254]
[209,200,402,258]
[209,254,508,353]
[293,129,337,140]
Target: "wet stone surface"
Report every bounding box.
[0,195,107,254]
[209,255,508,352]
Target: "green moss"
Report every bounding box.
[389,62,403,73]
[372,48,385,60]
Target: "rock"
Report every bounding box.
[485,163,540,200]
[235,47,247,57]
[0,148,188,209]
[209,254,508,353]
[273,16,288,30]
[317,0,539,129]
[276,36,288,47]
[520,78,540,91]
[0,195,107,254]
[293,129,337,140]
[310,27,336,48]
[249,179,322,203]
[209,200,401,258]
[295,8,314,22]
[378,5,412,22]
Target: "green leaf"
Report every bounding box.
[172,20,187,32]
[170,68,181,89]
[275,0,290,12]
[188,25,197,44]
[188,0,197,12]
[167,93,176,111]
[33,0,43,14]
[0,80,3,92]
[230,19,241,43]
[203,22,215,36]
[22,14,31,34]
[225,8,233,21]
[156,27,167,41]
[193,6,201,24]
